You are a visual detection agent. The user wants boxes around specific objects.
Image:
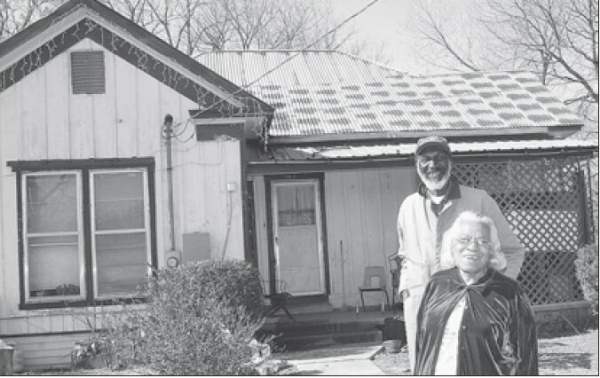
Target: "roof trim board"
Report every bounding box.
[266,125,579,145]
[247,140,597,174]
[246,149,596,175]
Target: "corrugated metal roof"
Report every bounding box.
[262,139,598,161]
[198,50,583,138]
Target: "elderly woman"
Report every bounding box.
[414,211,538,375]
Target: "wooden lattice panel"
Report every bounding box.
[454,157,586,305]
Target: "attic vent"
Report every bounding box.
[70,51,105,94]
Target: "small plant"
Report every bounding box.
[95,259,267,374]
[574,244,599,315]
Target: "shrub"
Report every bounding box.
[95,260,266,375]
[574,244,599,315]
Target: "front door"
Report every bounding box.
[270,179,326,296]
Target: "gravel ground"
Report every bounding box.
[373,329,599,375]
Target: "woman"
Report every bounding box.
[414,211,538,375]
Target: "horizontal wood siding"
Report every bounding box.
[0,37,245,323]
[3,333,92,371]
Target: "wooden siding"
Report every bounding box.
[3,332,92,371]
[324,167,416,308]
[252,167,416,307]
[0,37,245,320]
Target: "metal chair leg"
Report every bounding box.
[360,290,366,312]
[281,305,295,321]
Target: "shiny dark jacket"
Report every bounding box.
[414,267,538,375]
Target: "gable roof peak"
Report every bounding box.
[0,0,273,116]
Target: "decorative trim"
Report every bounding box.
[0,17,269,117]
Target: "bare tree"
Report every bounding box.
[0,0,387,70]
[0,0,62,41]
[415,0,598,122]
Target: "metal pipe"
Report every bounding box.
[164,114,176,252]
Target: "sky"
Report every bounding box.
[331,0,420,72]
[330,0,476,74]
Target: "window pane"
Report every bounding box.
[277,184,315,226]
[95,232,148,296]
[26,174,77,233]
[28,235,81,297]
[94,172,144,230]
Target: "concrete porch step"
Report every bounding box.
[265,328,382,352]
[258,310,399,351]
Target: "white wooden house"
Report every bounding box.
[0,0,597,370]
[0,0,273,369]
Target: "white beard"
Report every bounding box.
[417,163,452,192]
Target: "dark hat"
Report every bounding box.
[415,136,451,156]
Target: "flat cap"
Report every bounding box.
[415,136,451,155]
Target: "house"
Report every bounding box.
[0,0,272,369]
[198,51,597,312]
[0,0,596,370]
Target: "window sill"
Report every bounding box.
[19,297,148,310]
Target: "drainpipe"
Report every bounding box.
[164,114,176,253]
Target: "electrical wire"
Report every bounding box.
[184,0,382,122]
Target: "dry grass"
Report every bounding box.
[373,329,599,375]
[18,330,598,375]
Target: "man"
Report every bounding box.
[396,136,525,372]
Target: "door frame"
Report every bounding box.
[265,172,330,297]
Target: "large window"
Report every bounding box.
[16,160,156,308]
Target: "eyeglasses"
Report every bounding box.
[455,235,492,249]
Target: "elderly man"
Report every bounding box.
[396,136,525,371]
[414,211,538,375]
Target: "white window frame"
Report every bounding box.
[89,168,152,299]
[22,170,86,303]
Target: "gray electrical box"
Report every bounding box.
[182,232,211,263]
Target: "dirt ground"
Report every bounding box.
[373,329,599,375]
[19,329,598,375]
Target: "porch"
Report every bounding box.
[261,306,403,351]
[247,140,597,314]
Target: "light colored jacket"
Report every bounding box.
[397,181,525,292]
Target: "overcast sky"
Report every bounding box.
[331,0,475,75]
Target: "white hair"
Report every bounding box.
[439,211,507,271]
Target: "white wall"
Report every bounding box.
[0,38,245,319]
[252,166,416,307]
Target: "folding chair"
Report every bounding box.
[263,279,295,321]
[358,266,390,311]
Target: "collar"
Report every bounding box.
[418,176,461,200]
[450,267,496,288]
